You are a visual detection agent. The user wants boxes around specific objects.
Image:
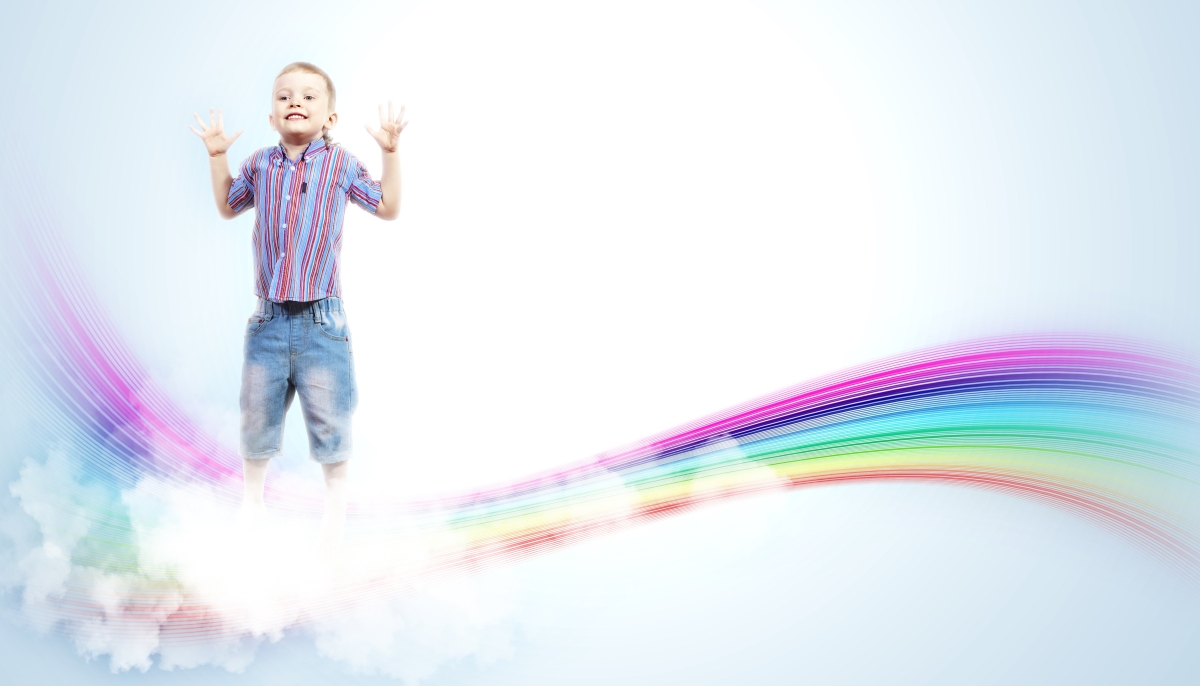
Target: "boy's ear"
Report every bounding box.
[324,111,338,132]
[267,113,277,132]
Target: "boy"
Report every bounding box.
[190,62,406,551]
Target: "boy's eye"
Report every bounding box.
[304,95,315,100]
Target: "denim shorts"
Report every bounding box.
[240,297,358,464]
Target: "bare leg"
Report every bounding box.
[316,460,349,554]
[240,458,270,521]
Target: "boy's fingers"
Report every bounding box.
[378,103,385,127]
[188,125,202,137]
[193,112,209,130]
[388,101,394,123]
[228,129,243,144]
[209,107,216,127]
[218,108,225,130]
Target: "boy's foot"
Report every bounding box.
[314,510,346,559]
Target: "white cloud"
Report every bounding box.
[311,571,516,684]
[4,444,520,680]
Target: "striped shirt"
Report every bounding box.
[228,138,382,302]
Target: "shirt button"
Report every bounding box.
[281,223,287,228]
[285,195,291,200]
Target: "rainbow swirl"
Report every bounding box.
[3,226,1198,654]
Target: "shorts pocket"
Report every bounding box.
[317,309,351,342]
[245,313,272,337]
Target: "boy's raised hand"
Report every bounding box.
[190,108,243,157]
[365,102,407,153]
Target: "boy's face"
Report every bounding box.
[269,71,337,143]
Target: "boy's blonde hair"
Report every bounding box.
[277,61,338,146]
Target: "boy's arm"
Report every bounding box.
[189,108,244,220]
[365,102,408,221]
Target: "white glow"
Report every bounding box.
[332,0,880,499]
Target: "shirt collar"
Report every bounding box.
[275,137,328,163]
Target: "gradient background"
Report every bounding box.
[1,0,1198,683]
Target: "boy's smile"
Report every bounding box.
[269,71,337,154]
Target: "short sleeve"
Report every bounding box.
[346,156,382,213]
[227,154,257,213]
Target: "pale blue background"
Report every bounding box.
[1,0,1198,683]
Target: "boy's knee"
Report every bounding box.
[321,459,350,483]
